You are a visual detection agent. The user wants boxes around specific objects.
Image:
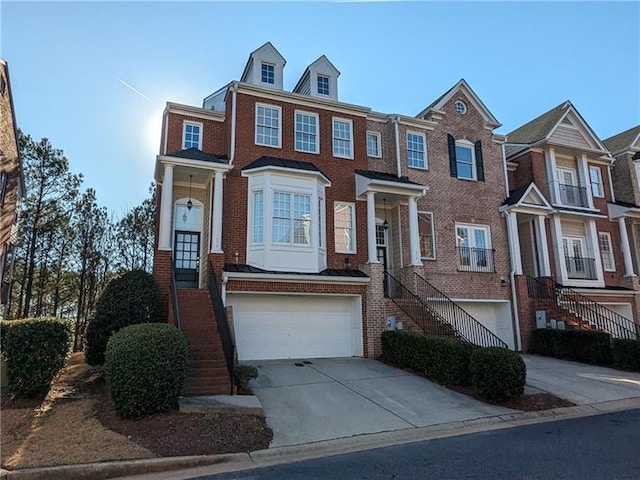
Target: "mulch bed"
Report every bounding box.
[0,394,43,410]
[94,384,272,457]
[447,384,576,411]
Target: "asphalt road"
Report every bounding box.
[194,409,640,479]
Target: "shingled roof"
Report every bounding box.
[506,102,569,145]
[603,125,640,155]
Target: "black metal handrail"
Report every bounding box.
[384,271,457,338]
[170,255,181,330]
[564,256,597,280]
[414,273,508,348]
[456,247,495,273]
[527,276,638,340]
[208,264,236,393]
[558,183,590,208]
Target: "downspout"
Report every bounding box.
[393,116,402,178]
[504,210,522,351]
[221,274,228,307]
[607,164,616,203]
[229,83,238,165]
[502,141,510,198]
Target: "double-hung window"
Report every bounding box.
[272,192,312,245]
[333,118,353,159]
[255,104,281,147]
[589,166,604,197]
[407,132,426,169]
[334,202,356,253]
[252,191,264,243]
[455,140,475,180]
[456,224,493,272]
[183,122,202,149]
[295,111,319,153]
[418,212,435,260]
[261,63,275,85]
[317,75,330,96]
[366,131,381,158]
[598,232,616,271]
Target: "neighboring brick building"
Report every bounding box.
[153,42,515,382]
[0,59,25,319]
[503,102,639,349]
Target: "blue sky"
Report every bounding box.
[2,1,639,214]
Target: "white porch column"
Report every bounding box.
[535,215,552,276]
[158,163,174,250]
[366,192,378,263]
[408,196,422,266]
[506,212,523,275]
[211,170,224,253]
[618,217,636,277]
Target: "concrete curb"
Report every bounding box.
[3,397,639,480]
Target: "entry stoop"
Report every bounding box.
[177,289,233,396]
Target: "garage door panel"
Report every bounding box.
[229,294,362,361]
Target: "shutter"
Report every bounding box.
[475,140,484,182]
[447,134,457,177]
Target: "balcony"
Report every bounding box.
[456,247,495,273]
[557,183,590,208]
[565,256,597,280]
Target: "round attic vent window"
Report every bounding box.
[454,101,467,114]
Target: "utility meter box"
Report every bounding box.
[535,310,547,329]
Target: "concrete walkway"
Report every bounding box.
[250,358,514,447]
[523,355,640,405]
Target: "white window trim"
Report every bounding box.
[271,190,313,246]
[635,162,640,190]
[406,130,428,170]
[334,201,356,253]
[255,103,282,148]
[182,121,203,150]
[455,139,476,181]
[260,62,276,85]
[366,131,382,158]
[332,117,354,160]
[252,190,264,245]
[317,74,330,96]
[589,165,604,198]
[418,211,436,260]
[598,231,616,272]
[294,110,320,154]
[455,223,492,272]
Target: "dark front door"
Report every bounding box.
[175,231,200,288]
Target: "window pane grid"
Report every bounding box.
[261,64,275,84]
[455,145,473,179]
[367,133,380,157]
[256,106,280,146]
[317,75,330,95]
[184,123,200,149]
[419,212,434,259]
[333,120,352,158]
[295,113,318,152]
[253,191,264,243]
[272,192,291,243]
[599,232,615,271]
[334,203,354,252]
[407,133,425,168]
[293,194,312,245]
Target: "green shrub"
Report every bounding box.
[381,331,474,386]
[471,347,526,403]
[85,270,164,366]
[529,329,612,365]
[235,364,258,395]
[612,339,640,372]
[105,323,188,419]
[528,329,556,356]
[1,318,71,398]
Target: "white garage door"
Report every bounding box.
[456,301,515,350]
[227,294,363,361]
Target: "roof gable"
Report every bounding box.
[502,183,551,210]
[293,55,341,101]
[416,79,501,129]
[240,42,286,89]
[603,125,640,155]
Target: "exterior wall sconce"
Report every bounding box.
[344,256,352,270]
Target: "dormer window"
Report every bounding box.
[317,75,330,96]
[261,63,275,85]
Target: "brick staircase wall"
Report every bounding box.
[384,298,457,338]
[177,289,232,396]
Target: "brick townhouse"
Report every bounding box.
[0,59,25,319]
[152,43,515,393]
[502,102,639,350]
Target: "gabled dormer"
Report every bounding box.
[240,42,286,90]
[416,79,501,131]
[293,55,340,101]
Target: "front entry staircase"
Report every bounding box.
[527,276,639,340]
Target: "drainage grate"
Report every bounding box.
[294,362,305,367]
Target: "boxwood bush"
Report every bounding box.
[612,339,640,372]
[105,323,189,419]
[85,269,164,366]
[1,318,71,398]
[528,329,612,365]
[470,347,526,403]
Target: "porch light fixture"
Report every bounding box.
[344,256,352,270]
[187,174,194,210]
[383,198,389,230]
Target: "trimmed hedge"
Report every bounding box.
[105,323,189,419]
[85,270,164,366]
[1,318,71,398]
[612,339,640,372]
[381,330,474,386]
[528,329,613,365]
[471,347,526,402]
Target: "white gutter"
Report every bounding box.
[230,83,238,165]
[503,210,522,351]
[393,116,402,177]
[607,164,616,203]
[502,141,510,198]
[221,275,228,306]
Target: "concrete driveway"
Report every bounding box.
[523,355,640,405]
[249,357,514,447]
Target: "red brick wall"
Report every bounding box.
[165,113,227,157]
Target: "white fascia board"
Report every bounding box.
[167,102,225,122]
[241,165,331,186]
[355,175,428,198]
[570,288,636,297]
[395,114,437,131]
[499,204,552,215]
[155,155,233,180]
[549,209,607,219]
[608,202,640,220]
[222,271,370,285]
